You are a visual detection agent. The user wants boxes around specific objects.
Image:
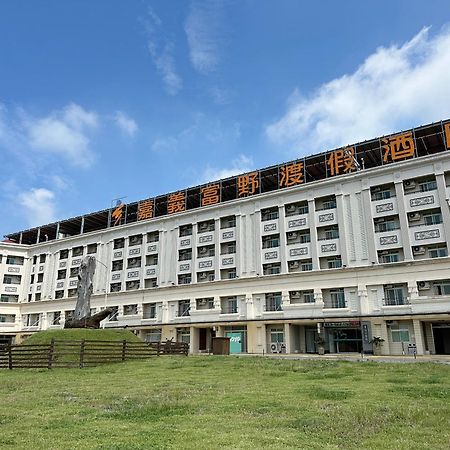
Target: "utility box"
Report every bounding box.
[212,337,230,355]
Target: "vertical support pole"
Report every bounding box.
[157,341,161,356]
[8,345,13,370]
[48,338,55,369]
[79,339,85,368]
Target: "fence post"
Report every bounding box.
[157,342,161,356]
[8,345,12,370]
[48,338,55,369]
[79,339,85,369]
[122,340,127,361]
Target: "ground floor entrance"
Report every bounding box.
[432,324,450,354]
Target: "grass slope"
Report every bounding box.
[22,328,142,345]
[0,357,449,449]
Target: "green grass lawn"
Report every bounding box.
[1,357,449,449]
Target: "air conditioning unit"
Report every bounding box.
[198,299,207,305]
[286,205,297,212]
[199,248,208,255]
[418,281,431,290]
[380,250,389,255]
[375,217,385,223]
[413,246,426,255]
[404,180,416,190]
[270,343,279,353]
[372,186,382,192]
[408,212,421,221]
[287,232,298,239]
[289,261,300,269]
[290,291,301,298]
[198,273,208,280]
[199,223,209,231]
[385,284,393,288]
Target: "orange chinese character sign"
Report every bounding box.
[137,199,154,221]
[201,184,220,206]
[238,172,259,197]
[111,203,125,226]
[279,162,304,187]
[382,133,415,163]
[444,122,450,149]
[327,147,357,176]
[167,191,186,214]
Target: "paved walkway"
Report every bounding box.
[236,352,450,364]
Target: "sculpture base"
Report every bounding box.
[64,308,114,329]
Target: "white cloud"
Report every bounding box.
[185,0,223,74]
[200,154,253,183]
[18,188,56,227]
[114,111,138,137]
[144,8,182,95]
[26,103,98,168]
[266,27,450,155]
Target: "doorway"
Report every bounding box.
[433,325,450,354]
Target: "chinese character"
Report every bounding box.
[445,122,450,149]
[167,191,186,214]
[382,133,415,162]
[111,203,125,226]
[201,184,220,206]
[238,172,259,196]
[280,162,304,187]
[327,147,356,176]
[137,199,154,221]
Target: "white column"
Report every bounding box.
[394,181,413,261]
[308,199,319,269]
[412,319,425,355]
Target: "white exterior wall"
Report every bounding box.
[1,151,450,353]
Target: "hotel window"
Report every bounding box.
[327,257,342,269]
[110,282,121,292]
[379,252,399,264]
[221,215,236,229]
[221,296,238,314]
[144,278,157,288]
[126,280,140,291]
[371,189,392,201]
[391,326,410,342]
[68,289,77,297]
[177,327,190,344]
[147,231,159,243]
[177,300,190,317]
[40,254,47,263]
[384,285,406,306]
[87,243,97,254]
[262,234,280,249]
[261,207,279,221]
[37,273,44,283]
[72,247,83,257]
[112,260,124,271]
[114,238,125,249]
[127,257,142,269]
[123,304,138,315]
[60,249,69,259]
[301,260,313,271]
[69,268,78,278]
[435,280,450,296]
[3,275,21,285]
[129,234,143,246]
[143,303,157,319]
[145,329,162,342]
[329,289,345,308]
[324,227,339,240]
[197,271,214,282]
[198,220,215,233]
[419,180,437,192]
[263,263,281,275]
[196,297,214,310]
[34,293,41,302]
[374,218,399,233]
[178,274,192,285]
[221,241,236,254]
[429,245,448,258]
[285,201,308,216]
[197,245,215,258]
[6,255,24,265]
[0,294,19,303]
[423,212,442,226]
[179,224,192,237]
[55,290,64,299]
[57,269,67,280]
[265,292,282,312]
[178,249,192,261]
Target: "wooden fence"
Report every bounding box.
[0,339,189,369]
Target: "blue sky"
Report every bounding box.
[1,0,450,237]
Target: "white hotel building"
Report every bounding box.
[1,120,450,356]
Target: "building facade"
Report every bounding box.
[1,120,450,355]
